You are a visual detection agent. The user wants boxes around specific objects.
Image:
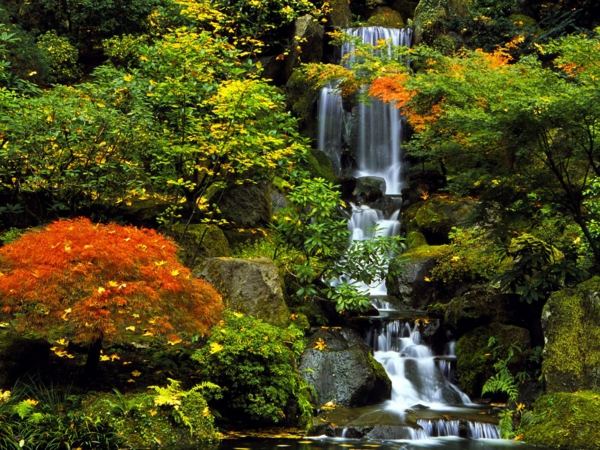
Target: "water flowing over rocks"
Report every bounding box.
[197,257,290,327]
[300,327,392,407]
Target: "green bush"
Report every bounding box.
[36,31,81,84]
[84,380,220,449]
[192,311,312,426]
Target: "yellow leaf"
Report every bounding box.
[168,336,183,345]
[170,269,180,277]
[209,342,224,354]
[108,281,119,288]
[143,331,154,337]
[313,338,327,351]
[131,370,142,377]
[100,354,110,362]
[97,287,106,294]
[154,260,167,267]
[126,326,136,331]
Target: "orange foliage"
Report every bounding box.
[370,74,442,132]
[0,218,223,345]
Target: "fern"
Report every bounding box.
[482,367,519,402]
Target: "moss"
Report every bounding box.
[366,7,404,28]
[397,244,451,262]
[169,223,231,265]
[509,14,537,28]
[285,68,319,132]
[410,195,476,240]
[520,391,600,449]
[542,277,600,392]
[405,231,428,249]
[84,386,219,449]
[456,323,530,397]
[413,0,472,43]
[305,148,337,182]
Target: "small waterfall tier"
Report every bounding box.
[317,27,412,195]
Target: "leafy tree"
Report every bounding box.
[367,31,600,270]
[0,217,223,373]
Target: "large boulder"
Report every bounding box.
[197,257,290,327]
[353,176,387,203]
[404,195,477,244]
[456,323,530,398]
[387,244,451,308]
[520,391,600,450]
[328,0,352,28]
[542,277,600,393]
[300,328,391,407]
[168,223,231,266]
[218,183,271,227]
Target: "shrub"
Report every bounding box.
[192,311,312,426]
[0,218,223,370]
[36,31,81,84]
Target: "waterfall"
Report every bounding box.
[315,25,502,442]
[317,27,412,195]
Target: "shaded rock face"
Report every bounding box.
[285,15,324,79]
[197,257,290,327]
[456,323,530,398]
[542,277,600,393]
[218,183,271,227]
[328,0,352,27]
[387,244,450,308]
[353,176,387,203]
[300,328,391,407]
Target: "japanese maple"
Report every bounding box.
[0,218,223,369]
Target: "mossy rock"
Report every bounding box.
[305,148,337,182]
[285,69,319,136]
[405,230,427,249]
[366,7,405,28]
[328,0,352,27]
[405,195,477,243]
[83,387,219,449]
[456,323,530,398]
[413,0,472,44]
[218,183,272,228]
[442,287,514,332]
[168,223,231,266]
[387,244,451,307]
[542,277,600,393]
[520,391,600,449]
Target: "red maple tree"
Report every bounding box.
[0,217,223,371]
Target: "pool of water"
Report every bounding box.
[218,437,541,450]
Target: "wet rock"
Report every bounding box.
[542,277,600,392]
[300,328,391,407]
[197,257,290,327]
[353,176,387,203]
[404,195,477,244]
[387,244,451,308]
[413,0,471,44]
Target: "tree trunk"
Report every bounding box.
[83,336,103,379]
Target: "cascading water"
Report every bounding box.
[317,26,502,443]
[317,27,412,194]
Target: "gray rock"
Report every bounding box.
[353,176,387,203]
[300,328,391,407]
[218,183,271,227]
[328,0,352,28]
[197,257,290,327]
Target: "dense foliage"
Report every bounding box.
[192,311,312,426]
[0,218,223,351]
